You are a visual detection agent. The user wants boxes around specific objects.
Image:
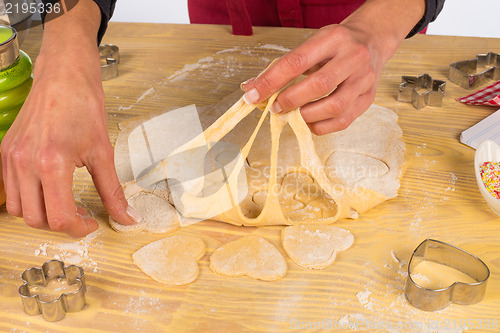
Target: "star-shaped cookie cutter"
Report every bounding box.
[405,239,490,312]
[449,52,500,90]
[18,259,86,322]
[397,74,446,109]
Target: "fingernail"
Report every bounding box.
[126,205,142,223]
[243,88,260,105]
[240,77,255,91]
[270,101,283,114]
[76,206,88,216]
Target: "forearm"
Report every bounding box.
[35,0,103,91]
[37,0,102,69]
[42,0,116,44]
[341,0,426,63]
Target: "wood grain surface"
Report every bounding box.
[1,22,500,332]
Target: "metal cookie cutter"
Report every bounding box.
[405,239,490,312]
[19,259,86,321]
[397,74,446,109]
[99,44,120,81]
[449,52,500,90]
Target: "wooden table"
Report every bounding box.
[1,22,500,332]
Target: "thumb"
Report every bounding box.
[89,146,141,225]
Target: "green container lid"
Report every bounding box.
[0,26,13,44]
[0,25,18,69]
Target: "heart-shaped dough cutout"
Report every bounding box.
[133,235,205,285]
[110,191,180,233]
[210,235,287,281]
[282,225,354,269]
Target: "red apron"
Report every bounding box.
[188,0,366,35]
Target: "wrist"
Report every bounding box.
[35,42,101,83]
[43,0,101,36]
[340,0,426,62]
[37,0,102,69]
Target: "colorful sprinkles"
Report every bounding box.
[480,161,500,199]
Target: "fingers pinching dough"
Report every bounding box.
[109,191,180,234]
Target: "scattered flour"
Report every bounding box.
[415,142,427,157]
[385,249,406,269]
[123,290,162,315]
[335,313,368,331]
[34,243,49,256]
[33,229,103,273]
[118,87,155,111]
[390,250,400,264]
[445,172,458,192]
[337,314,350,326]
[410,216,422,233]
[411,272,431,285]
[163,44,291,87]
[356,290,374,311]
[259,44,291,52]
[137,87,155,102]
[166,56,215,82]
[216,47,253,55]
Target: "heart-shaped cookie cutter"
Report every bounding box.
[405,239,490,312]
[18,259,86,321]
[449,52,500,90]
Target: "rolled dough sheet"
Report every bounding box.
[114,90,405,226]
[209,235,287,281]
[133,235,205,285]
[282,225,354,269]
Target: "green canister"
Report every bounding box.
[0,25,32,143]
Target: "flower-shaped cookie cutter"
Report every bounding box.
[449,52,500,90]
[99,44,120,81]
[19,259,86,321]
[397,74,446,109]
[405,239,490,312]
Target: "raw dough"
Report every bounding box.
[209,235,287,281]
[114,88,405,226]
[133,235,205,285]
[282,225,354,269]
[109,185,180,233]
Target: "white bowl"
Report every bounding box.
[474,140,500,216]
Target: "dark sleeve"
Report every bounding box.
[406,0,445,38]
[41,0,117,45]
